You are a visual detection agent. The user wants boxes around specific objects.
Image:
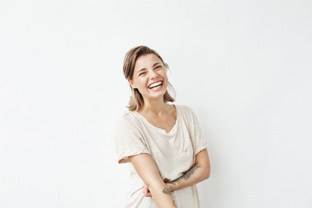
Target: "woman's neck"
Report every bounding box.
[139,98,170,117]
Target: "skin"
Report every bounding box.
[128,53,210,207]
[144,149,210,197]
[129,53,176,122]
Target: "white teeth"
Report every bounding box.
[148,81,162,88]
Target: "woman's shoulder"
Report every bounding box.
[115,109,141,129]
[176,104,196,116]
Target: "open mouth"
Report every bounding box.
[148,81,163,89]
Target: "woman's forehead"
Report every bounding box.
[134,54,162,71]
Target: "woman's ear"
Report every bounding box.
[128,79,136,89]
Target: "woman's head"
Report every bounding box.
[123,45,175,111]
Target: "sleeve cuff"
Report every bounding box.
[117,148,151,164]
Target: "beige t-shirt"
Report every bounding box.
[114,105,207,208]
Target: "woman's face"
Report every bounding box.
[129,53,168,101]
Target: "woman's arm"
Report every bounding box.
[166,149,210,191]
[129,153,176,208]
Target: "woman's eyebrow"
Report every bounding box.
[137,68,147,73]
[137,62,162,73]
[153,62,161,67]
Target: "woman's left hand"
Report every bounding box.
[143,182,174,197]
[143,184,152,197]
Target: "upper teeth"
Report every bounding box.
[149,81,162,88]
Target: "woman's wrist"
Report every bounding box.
[166,182,176,192]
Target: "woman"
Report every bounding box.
[114,46,211,208]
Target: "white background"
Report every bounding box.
[1,0,312,207]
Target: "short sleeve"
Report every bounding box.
[189,108,208,155]
[114,116,151,164]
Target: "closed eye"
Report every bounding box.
[154,65,162,70]
[138,71,146,76]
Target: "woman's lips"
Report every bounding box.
[147,81,164,92]
[148,81,163,89]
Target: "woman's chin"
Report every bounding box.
[144,91,166,100]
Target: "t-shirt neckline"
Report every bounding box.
[133,104,179,135]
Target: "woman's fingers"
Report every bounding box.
[143,184,152,197]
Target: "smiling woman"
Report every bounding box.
[122,46,175,112]
[114,46,211,208]
[129,54,169,102]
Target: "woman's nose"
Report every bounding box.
[149,69,159,79]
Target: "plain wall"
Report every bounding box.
[1,0,312,207]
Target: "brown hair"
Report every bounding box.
[123,45,175,111]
